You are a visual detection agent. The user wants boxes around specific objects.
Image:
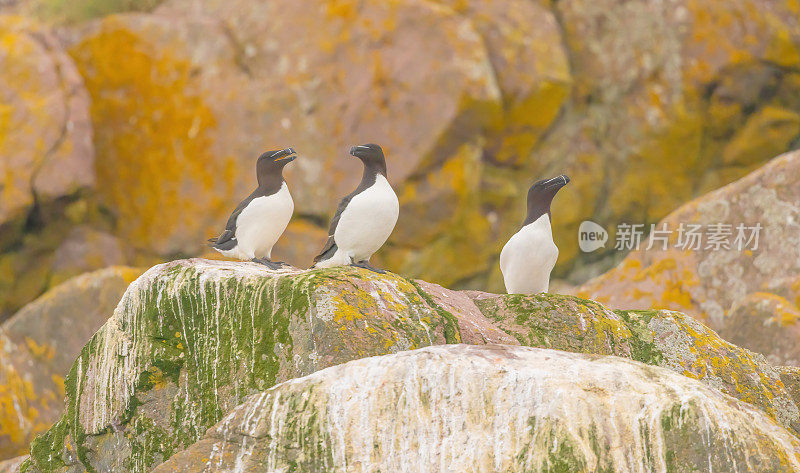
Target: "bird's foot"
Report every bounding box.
[350,261,386,274]
[251,258,286,270]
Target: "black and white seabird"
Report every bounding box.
[208,148,297,269]
[312,144,399,274]
[500,175,570,294]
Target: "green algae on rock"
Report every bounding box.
[26,259,512,472]
[153,345,800,473]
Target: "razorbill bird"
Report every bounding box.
[208,148,296,269]
[500,175,570,294]
[312,144,399,274]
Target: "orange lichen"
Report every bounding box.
[25,337,55,361]
[69,20,235,254]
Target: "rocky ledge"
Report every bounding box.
[154,344,800,473]
[15,259,800,472]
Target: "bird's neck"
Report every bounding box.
[257,172,284,194]
[359,161,386,187]
[523,202,551,226]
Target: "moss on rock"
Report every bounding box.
[27,260,470,472]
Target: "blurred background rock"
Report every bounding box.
[1,0,800,322]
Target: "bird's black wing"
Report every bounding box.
[208,191,257,250]
[312,192,357,264]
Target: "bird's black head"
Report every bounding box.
[350,143,387,176]
[256,147,296,187]
[525,175,570,225]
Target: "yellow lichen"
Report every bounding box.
[69,19,236,253]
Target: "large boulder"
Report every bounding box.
[724,291,800,367]
[153,345,800,473]
[474,293,800,432]
[0,15,94,227]
[3,266,144,379]
[23,259,800,471]
[578,150,800,363]
[0,267,142,460]
[0,15,96,319]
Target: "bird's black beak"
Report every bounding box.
[542,175,570,190]
[274,147,297,163]
[350,145,370,157]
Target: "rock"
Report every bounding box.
[50,227,127,287]
[429,0,572,165]
[0,15,94,226]
[26,259,800,471]
[577,150,800,362]
[0,334,46,460]
[0,223,128,323]
[0,456,26,473]
[473,292,800,434]
[0,267,142,460]
[154,345,800,473]
[725,293,800,367]
[3,266,144,377]
[0,15,98,320]
[26,260,511,472]
[779,366,800,411]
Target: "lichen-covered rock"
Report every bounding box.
[0,334,46,460]
[0,267,141,460]
[0,15,94,225]
[25,259,800,472]
[0,16,98,321]
[578,150,800,363]
[3,266,143,379]
[780,366,800,412]
[153,345,800,473]
[64,14,244,256]
[429,0,571,165]
[725,292,800,367]
[473,293,800,434]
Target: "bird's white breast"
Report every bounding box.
[234,183,294,259]
[334,175,399,261]
[499,214,558,294]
